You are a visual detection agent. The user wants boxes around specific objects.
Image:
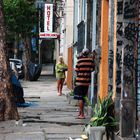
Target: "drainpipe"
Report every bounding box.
[77,0,80,23]
[108,0,114,93]
[84,0,87,49]
[91,0,97,103]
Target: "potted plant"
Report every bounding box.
[66,77,79,106]
[84,93,117,140]
[66,90,74,104]
[66,90,78,106]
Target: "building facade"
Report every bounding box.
[66,0,139,138]
[38,0,140,137]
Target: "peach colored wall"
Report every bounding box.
[67,47,73,90]
[99,0,109,100]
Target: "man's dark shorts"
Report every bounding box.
[74,85,89,102]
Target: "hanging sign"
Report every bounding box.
[44,4,53,32]
[39,32,60,39]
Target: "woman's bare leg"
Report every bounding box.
[59,79,64,95]
[57,79,61,95]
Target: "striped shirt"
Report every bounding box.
[75,57,95,86]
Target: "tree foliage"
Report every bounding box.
[3,0,38,80]
[3,0,37,38]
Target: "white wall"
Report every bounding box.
[58,0,74,64]
[64,0,73,64]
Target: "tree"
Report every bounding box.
[0,0,19,121]
[3,0,37,80]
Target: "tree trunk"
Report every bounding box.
[0,0,19,121]
[13,33,18,59]
[22,37,31,80]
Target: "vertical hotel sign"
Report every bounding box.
[40,3,59,38]
[44,4,53,32]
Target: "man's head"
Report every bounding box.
[82,48,89,57]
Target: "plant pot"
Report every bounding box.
[66,93,78,106]
[87,126,105,140]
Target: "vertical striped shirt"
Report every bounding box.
[75,57,95,86]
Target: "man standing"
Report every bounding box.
[74,48,95,119]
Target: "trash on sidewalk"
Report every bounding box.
[16,101,37,107]
[15,119,27,127]
[11,73,25,104]
[28,62,42,81]
[66,137,84,140]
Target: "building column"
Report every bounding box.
[99,0,109,99]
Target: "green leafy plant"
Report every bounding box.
[85,93,118,128]
[69,90,74,96]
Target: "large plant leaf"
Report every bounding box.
[85,93,118,127]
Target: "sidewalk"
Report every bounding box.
[0,75,90,140]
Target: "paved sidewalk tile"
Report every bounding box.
[0,75,91,140]
[5,132,45,140]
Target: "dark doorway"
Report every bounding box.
[41,40,54,64]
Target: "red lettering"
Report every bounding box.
[47,16,50,20]
[47,21,50,25]
[40,33,60,38]
[47,6,50,10]
[47,26,49,31]
[47,11,50,16]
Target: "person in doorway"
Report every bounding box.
[74,48,95,119]
[55,56,67,96]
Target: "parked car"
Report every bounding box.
[9,58,24,79]
[10,61,18,78]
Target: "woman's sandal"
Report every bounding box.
[76,115,85,119]
[57,93,61,96]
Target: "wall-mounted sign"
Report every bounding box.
[44,4,53,32]
[39,32,60,39]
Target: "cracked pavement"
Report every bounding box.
[0,75,90,140]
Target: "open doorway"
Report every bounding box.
[41,40,55,64]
